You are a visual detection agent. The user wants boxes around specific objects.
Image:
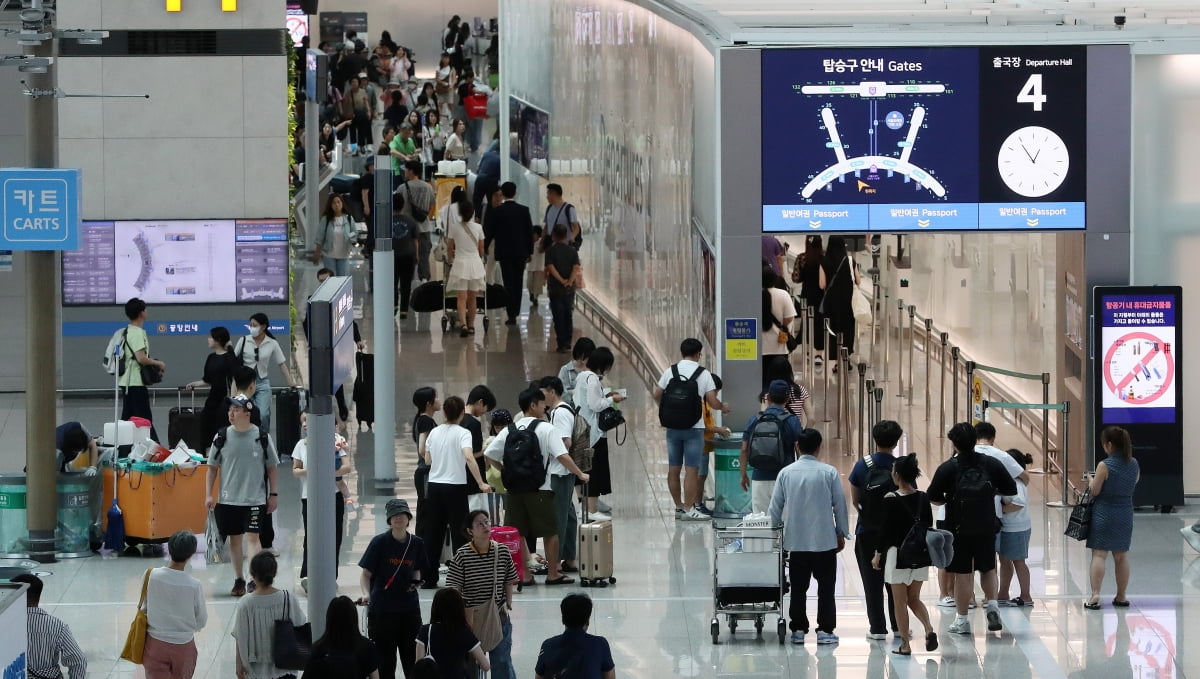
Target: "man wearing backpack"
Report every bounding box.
[117,298,166,441]
[738,381,801,513]
[927,422,1018,635]
[541,376,588,574]
[847,420,903,641]
[484,387,589,585]
[653,338,731,521]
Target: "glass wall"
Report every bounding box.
[501,0,716,369]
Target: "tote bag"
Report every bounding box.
[120,569,153,664]
[273,591,313,670]
[467,543,504,652]
[1064,490,1094,541]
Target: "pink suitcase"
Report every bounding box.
[490,525,526,584]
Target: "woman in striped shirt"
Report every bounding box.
[446,510,518,679]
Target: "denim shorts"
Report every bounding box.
[666,428,705,468]
[996,529,1031,561]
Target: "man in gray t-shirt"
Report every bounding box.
[205,394,280,596]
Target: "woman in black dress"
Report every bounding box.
[818,235,860,369]
[184,326,237,446]
[797,236,826,362]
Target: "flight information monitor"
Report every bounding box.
[762,46,1087,232]
[62,219,290,305]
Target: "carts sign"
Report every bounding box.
[166,0,238,11]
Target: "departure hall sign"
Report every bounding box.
[762,46,1088,232]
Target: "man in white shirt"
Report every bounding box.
[652,338,730,521]
[541,375,582,574]
[485,387,588,585]
[974,421,1027,520]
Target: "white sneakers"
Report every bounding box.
[948,618,972,635]
[937,596,957,607]
[676,507,710,521]
[1182,526,1200,553]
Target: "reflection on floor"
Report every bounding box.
[8,259,1200,679]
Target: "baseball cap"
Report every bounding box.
[226,394,255,410]
[385,498,413,521]
[767,379,790,403]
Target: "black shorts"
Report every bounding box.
[947,532,997,574]
[214,504,265,537]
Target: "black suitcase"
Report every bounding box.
[168,389,205,452]
[275,387,305,459]
[353,352,375,426]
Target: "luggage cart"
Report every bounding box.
[710,524,786,644]
[437,224,491,334]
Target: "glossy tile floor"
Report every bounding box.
[13,258,1200,678]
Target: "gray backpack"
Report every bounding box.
[746,411,794,472]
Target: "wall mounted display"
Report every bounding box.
[762,46,1088,232]
[62,219,290,305]
[509,96,550,177]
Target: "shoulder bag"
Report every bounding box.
[766,303,800,354]
[120,568,153,664]
[406,182,429,224]
[849,258,872,325]
[468,542,504,651]
[273,590,314,670]
[818,256,848,316]
[1064,489,1094,541]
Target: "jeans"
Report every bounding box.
[854,537,897,634]
[300,493,345,579]
[253,377,272,435]
[665,428,705,468]
[321,256,350,277]
[120,386,159,441]
[423,482,469,582]
[548,292,575,350]
[394,253,417,312]
[498,258,527,321]
[417,232,433,281]
[789,549,838,633]
[466,117,483,152]
[489,614,516,679]
[551,473,578,562]
[367,609,423,679]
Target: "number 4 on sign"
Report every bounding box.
[1017,73,1047,111]
[166,0,237,10]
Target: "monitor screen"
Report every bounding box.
[509,97,549,177]
[62,219,290,305]
[1097,291,1179,425]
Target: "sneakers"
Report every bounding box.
[598,500,613,513]
[1182,525,1200,553]
[986,609,1003,632]
[589,512,613,522]
[675,508,685,521]
[692,503,714,516]
[299,577,308,593]
[1001,597,1031,607]
[816,631,839,645]
[681,508,711,521]
[937,596,957,607]
[790,631,805,644]
[948,618,972,635]
[865,632,889,641]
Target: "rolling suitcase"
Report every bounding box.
[353,352,374,426]
[578,485,616,588]
[275,387,305,458]
[167,389,205,452]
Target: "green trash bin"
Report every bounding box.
[713,434,751,519]
[0,475,27,557]
[0,473,96,558]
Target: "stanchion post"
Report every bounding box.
[834,334,845,436]
[1047,401,1072,508]
[939,332,949,432]
[857,364,868,457]
[873,387,884,425]
[1040,372,1053,474]
[907,305,916,403]
[838,346,850,443]
[806,306,815,391]
[964,360,976,423]
[895,299,905,397]
[881,287,891,382]
[862,372,874,457]
[822,320,832,423]
[923,317,933,421]
[950,347,960,433]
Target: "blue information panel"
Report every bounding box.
[0,168,81,249]
[762,47,1088,232]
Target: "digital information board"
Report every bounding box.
[1093,286,1183,507]
[762,46,1087,232]
[62,219,290,305]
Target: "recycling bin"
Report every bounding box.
[713,434,751,519]
[0,473,97,558]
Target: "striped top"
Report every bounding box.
[28,607,87,679]
[446,541,518,609]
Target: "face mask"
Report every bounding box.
[249,326,261,338]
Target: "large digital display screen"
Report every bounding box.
[509,97,550,177]
[62,219,290,306]
[762,46,1087,232]
[1098,291,1179,425]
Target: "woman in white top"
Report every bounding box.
[314,193,356,276]
[573,347,626,520]
[443,119,468,161]
[233,553,307,679]
[422,110,447,172]
[435,52,456,119]
[446,199,486,337]
[421,396,491,579]
[234,312,300,434]
[144,531,208,679]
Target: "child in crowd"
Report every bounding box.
[697,374,730,516]
[528,225,546,305]
[998,448,1034,607]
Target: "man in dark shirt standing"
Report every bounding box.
[544,223,581,353]
[484,182,535,325]
[847,420,902,641]
[927,422,1018,636]
[462,385,496,504]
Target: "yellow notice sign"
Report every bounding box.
[725,318,758,361]
[971,375,984,424]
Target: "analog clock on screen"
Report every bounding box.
[996,125,1070,198]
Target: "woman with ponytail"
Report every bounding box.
[1084,426,1139,609]
[234,313,300,434]
[871,453,937,654]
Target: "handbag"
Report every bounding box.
[1064,489,1094,541]
[468,544,504,651]
[464,93,489,119]
[120,569,153,664]
[852,283,872,326]
[767,307,800,354]
[273,590,314,670]
[405,182,429,224]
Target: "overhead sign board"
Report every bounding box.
[0,168,80,250]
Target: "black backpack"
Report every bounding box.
[896,492,933,568]
[500,421,549,493]
[210,425,271,463]
[746,411,793,472]
[953,457,997,535]
[859,455,897,529]
[658,364,705,430]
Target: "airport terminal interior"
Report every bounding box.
[3,0,1200,677]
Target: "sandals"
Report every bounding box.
[545,576,575,585]
[892,643,911,656]
[925,632,938,652]
[231,578,246,597]
[518,579,537,587]
[1112,599,1131,607]
[1084,599,1102,610]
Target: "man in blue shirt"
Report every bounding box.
[739,380,802,512]
[847,419,903,641]
[769,428,849,646]
[535,593,616,679]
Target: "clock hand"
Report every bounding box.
[1032,148,1042,164]
[1021,144,1035,163]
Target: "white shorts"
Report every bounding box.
[751,480,776,514]
[884,546,930,586]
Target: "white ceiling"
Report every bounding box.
[659,0,1200,45]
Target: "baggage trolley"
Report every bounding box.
[437,227,491,334]
[710,524,786,644]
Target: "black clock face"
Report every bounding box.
[978,46,1087,203]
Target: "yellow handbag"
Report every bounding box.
[120,568,153,664]
[485,465,506,494]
